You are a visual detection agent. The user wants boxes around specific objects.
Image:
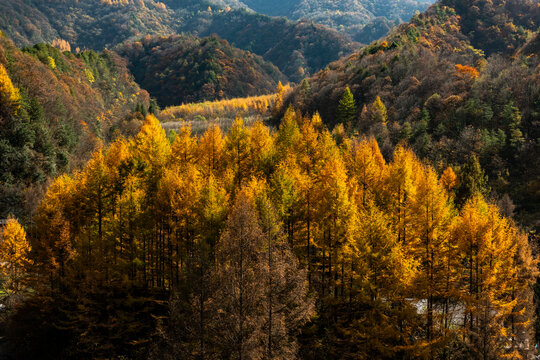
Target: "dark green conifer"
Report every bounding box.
[336,87,357,124]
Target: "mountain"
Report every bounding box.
[229,0,435,43]
[180,9,357,82]
[0,1,539,360]
[0,33,147,220]
[285,0,540,226]
[0,0,180,50]
[0,0,357,82]
[116,34,286,106]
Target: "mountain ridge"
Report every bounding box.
[115,34,286,107]
[0,0,357,81]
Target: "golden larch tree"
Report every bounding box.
[0,217,32,294]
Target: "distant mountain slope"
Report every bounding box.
[518,32,540,64]
[0,0,357,82]
[289,0,539,123]
[181,10,357,82]
[286,0,540,225]
[0,0,179,50]
[116,34,286,106]
[0,34,147,220]
[440,0,540,55]
[231,0,435,43]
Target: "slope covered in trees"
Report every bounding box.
[0,0,179,51]
[0,0,357,82]
[286,0,540,229]
[116,34,286,107]
[0,33,148,221]
[6,112,535,359]
[179,10,357,82]
[233,0,434,43]
[0,1,538,359]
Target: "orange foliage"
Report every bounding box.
[161,86,292,122]
[455,64,479,79]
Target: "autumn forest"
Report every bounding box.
[0,0,539,359]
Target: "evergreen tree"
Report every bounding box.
[336,87,357,124]
[503,102,524,149]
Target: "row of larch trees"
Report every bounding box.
[26,108,536,359]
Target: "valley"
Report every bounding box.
[0,0,538,359]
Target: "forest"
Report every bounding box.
[235,0,433,43]
[286,0,540,230]
[3,112,536,359]
[0,34,148,222]
[0,0,358,82]
[115,34,285,106]
[0,0,538,359]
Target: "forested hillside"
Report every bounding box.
[116,34,286,106]
[4,113,534,359]
[0,0,538,359]
[0,33,147,221]
[179,10,357,82]
[0,0,357,82]
[286,0,540,229]
[234,0,434,43]
[0,0,179,50]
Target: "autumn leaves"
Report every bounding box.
[28,111,535,358]
[0,218,32,298]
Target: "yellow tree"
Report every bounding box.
[225,116,250,188]
[275,106,300,160]
[198,124,225,179]
[297,113,325,175]
[295,113,327,283]
[409,164,454,348]
[33,174,76,287]
[77,147,114,282]
[269,157,305,250]
[452,195,521,359]
[158,165,202,277]
[131,115,172,287]
[342,200,418,358]
[186,173,229,358]
[0,63,20,111]
[506,230,537,359]
[104,137,133,278]
[347,137,386,208]
[371,96,388,126]
[384,145,419,245]
[0,217,32,295]
[171,124,197,167]
[116,175,145,284]
[314,152,353,298]
[247,119,274,179]
[272,81,285,117]
[133,114,171,175]
[440,166,458,196]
